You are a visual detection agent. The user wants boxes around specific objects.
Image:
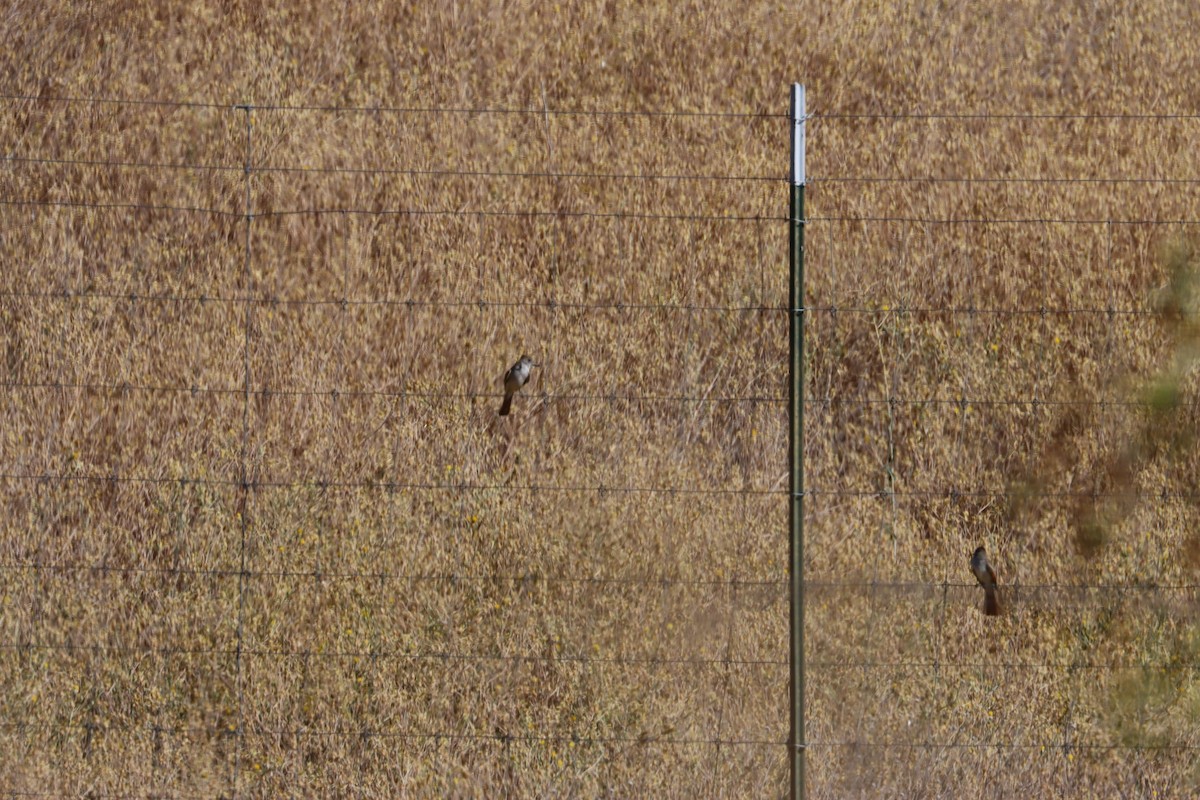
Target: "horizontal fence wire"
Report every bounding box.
[0,287,1172,317]
[2,560,1196,593]
[2,154,781,183]
[3,718,1197,753]
[0,642,785,669]
[0,379,784,405]
[0,720,784,748]
[0,289,787,314]
[6,795,208,800]
[11,195,1200,226]
[810,111,1200,121]
[0,197,781,222]
[0,562,784,588]
[8,203,1200,232]
[810,175,1200,184]
[13,155,1200,186]
[811,215,1200,225]
[805,305,1162,316]
[4,719,1197,753]
[806,741,1200,750]
[0,473,777,495]
[9,377,1200,410]
[5,640,1200,672]
[12,91,1200,120]
[0,92,787,118]
[7,471,1200,502]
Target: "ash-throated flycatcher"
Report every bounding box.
[970,546,1000,616]
[498,355,537,416]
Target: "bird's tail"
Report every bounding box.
[984,586,1000,616]
[498,393,514,416]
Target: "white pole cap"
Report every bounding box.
[791,84,806,187]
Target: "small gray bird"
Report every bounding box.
[969,546,1000,616]
[498,355,537,416]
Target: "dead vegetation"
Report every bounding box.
[1,1,1200,796]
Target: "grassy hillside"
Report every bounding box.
[2,1,1200,796]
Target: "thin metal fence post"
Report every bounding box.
[232,101,254,799]
[788,83,807,800]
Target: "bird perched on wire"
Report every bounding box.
[498,355,538,416]
[969,546,1000,616]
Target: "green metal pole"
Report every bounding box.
[788,83,807,800]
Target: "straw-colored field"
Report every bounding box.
[2,1,1199,797]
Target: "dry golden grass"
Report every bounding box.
[2,1,1200,797]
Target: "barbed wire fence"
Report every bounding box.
[0,92,791,799]
[1,91,1199,798]
[797,104,1200,797]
